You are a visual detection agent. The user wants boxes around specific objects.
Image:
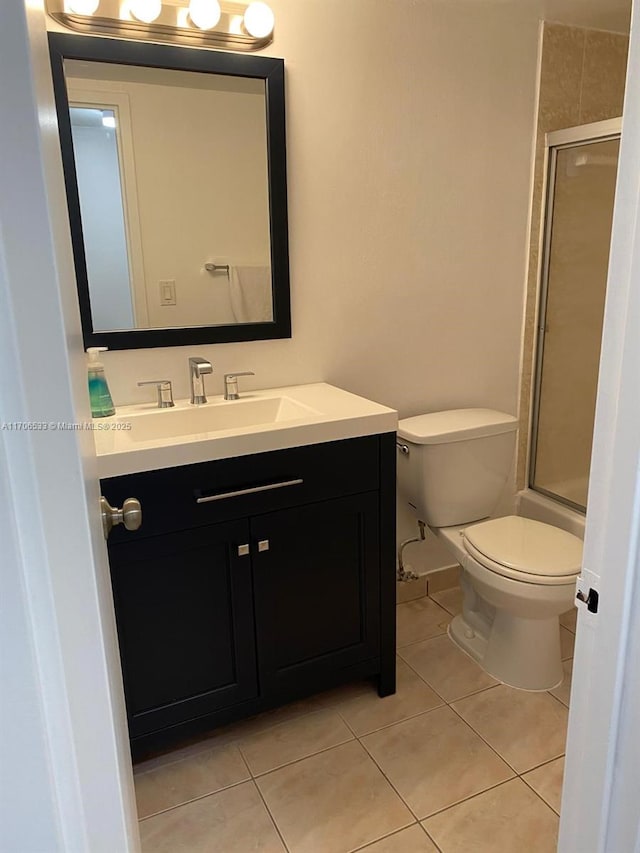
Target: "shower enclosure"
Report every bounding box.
[529,118,621,512]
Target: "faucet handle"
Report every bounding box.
[224,372,255,401]
[138,380,174,408]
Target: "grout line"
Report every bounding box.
[253,778,292,853]
[357,738,422,823]
[519,772,561,816]
[350,703,447,739]
[446,697,521,776]
[420,777,519,822]
[246,732,357,780]
[420,823,444,853]
[547,689,571,711]
[348,821,420,853]
[395,625,450,652]
[398,649,500,706]
[137,776,252,822]
[519,751,566,776]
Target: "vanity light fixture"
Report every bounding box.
[243,1,274,38]
[47,0,275,50]
[129,0,162,23]
[66,0,100,13]
[189,0,221,29]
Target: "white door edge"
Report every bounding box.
[559,2,640,849]
[0,3,138,850]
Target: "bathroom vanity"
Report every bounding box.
[97,383,397,756]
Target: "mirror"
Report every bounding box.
[48,34,291,349]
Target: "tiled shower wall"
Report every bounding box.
[516,23,629,490]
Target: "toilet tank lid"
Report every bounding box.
[397,409,517,445]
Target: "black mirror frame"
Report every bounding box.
[48,33,291,350]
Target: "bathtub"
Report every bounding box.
[516,488,586,539]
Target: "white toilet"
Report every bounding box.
[397,408,583,691]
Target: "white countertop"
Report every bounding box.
[94,383,397,479]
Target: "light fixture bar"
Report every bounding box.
[46,0,274,51]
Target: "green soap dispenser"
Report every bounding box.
[87,347,115,418]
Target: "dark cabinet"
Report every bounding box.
[102,434,396,754]
[252,494,380,696]
[109,520,257,739]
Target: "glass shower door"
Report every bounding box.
[530,133,620,511]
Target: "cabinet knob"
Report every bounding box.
[237,544,250,556]
[100,496,142,540]
[258,539,270,552]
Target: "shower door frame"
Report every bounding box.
[529,117,622,513]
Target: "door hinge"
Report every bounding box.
[576,581,599,614]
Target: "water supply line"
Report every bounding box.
[397,519,427,582]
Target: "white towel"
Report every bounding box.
[229,265,273,323]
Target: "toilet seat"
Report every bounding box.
[462,516,583,586]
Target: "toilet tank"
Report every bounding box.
[397,409,518,527]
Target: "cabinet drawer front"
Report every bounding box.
[102,435,382,542]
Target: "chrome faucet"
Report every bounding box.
[224,372,255,400]
[188,357,213,405]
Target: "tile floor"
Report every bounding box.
[134,582,576,852]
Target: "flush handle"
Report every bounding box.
[100,496,142,540]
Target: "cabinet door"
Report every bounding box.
[251,493,380,696]
[108,520,257,738]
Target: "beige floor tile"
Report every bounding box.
[423,778,559,853]
[523,757,565,814]
[561,625,576,660]
[361,706,513,819]
[549,659,573,707]
[238,709,353,776]
[429,586,463,616]
[560,607,577,633]
[358,824,438,852]
[453,684,568,773]
[397,576,428,603]
[399,635,498,702]
[207,691,338,746]
[256,740,413,853]
[396,597,450,648]
[331,658,443,736]
[139,780,285,853]
[134,743,250,818]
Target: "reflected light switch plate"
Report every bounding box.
[159,279,176,306]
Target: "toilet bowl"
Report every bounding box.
[397,408,583,691]
[434,516,581,690]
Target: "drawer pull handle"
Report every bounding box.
[196,478,304,504]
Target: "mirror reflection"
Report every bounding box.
[65,59,273,332]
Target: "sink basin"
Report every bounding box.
[94,383,398,479]
[121,395,320,443]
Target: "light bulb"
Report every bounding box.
[243,2,274,38]
[189,0,221,29]
[67,0,100,14]
[129,0,162,23]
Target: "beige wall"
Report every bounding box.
[51,1,544,573]
[517,22,629,491]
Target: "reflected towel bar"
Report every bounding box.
[204,263,230,276]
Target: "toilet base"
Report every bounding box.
[449,612,564,691]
